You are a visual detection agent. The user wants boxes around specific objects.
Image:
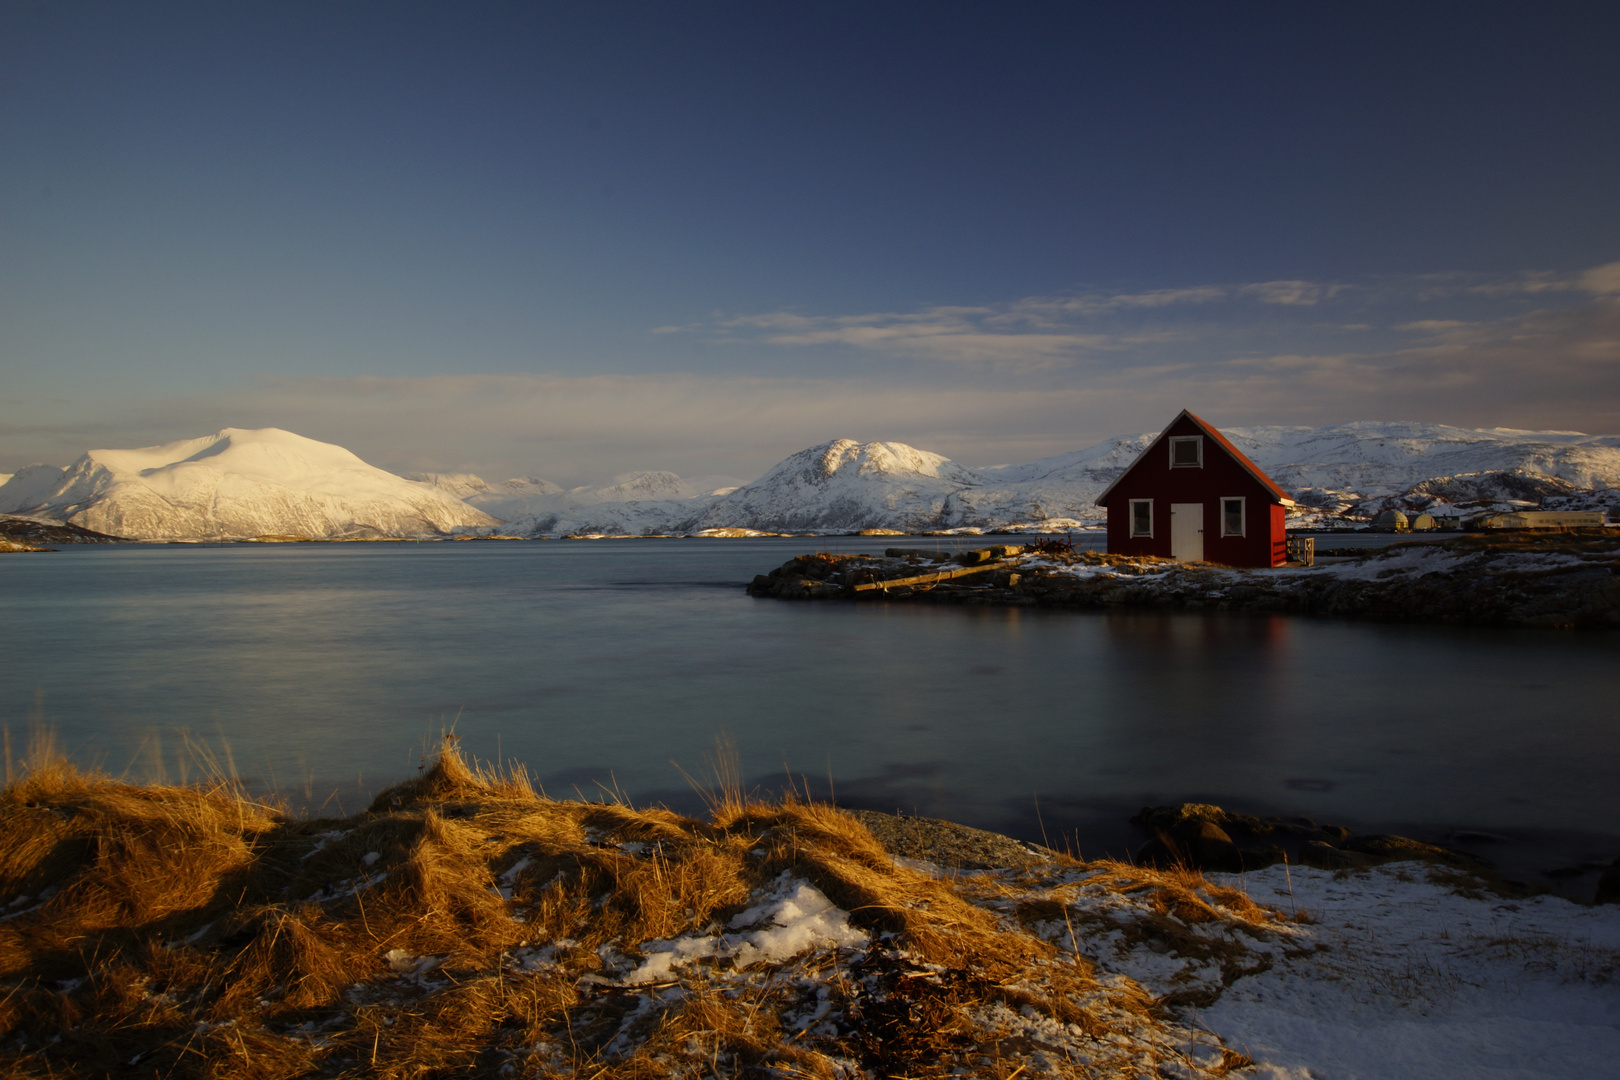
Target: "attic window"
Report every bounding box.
[1169,436,1203,468]
[1130,499,1153,538]
[1221,497,1245,537]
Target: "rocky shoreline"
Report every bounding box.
[747,533,1620,628]
[851,802,1620,906]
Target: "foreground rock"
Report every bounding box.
[748,534,1620,628]
[1129,802,1487,875]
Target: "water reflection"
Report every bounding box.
[2,540,1616,869]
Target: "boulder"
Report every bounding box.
[1597,857,1620,905]
[1298,841,1371,870]
[1136,819,1246,873]
[1339,833,1482,868]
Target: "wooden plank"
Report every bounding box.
[850,560,1016,592]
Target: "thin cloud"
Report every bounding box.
[7,266,1616,482]
[1237,280,1351,305]
[679,279,1349,368]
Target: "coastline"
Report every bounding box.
[3,745,1616,1079]
[748,533,1620,629]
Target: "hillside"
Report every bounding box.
[665,425,1620,536]
[0,428,500,540]
[5,421,1617,540]
[466,470,745,536]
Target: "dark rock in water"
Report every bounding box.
[1177,819,1246,872]
[1339,834,1484,868]
[1135,818,1247,873]
[1130,802,1491,875]
[1299,840,1371,870]
[1597,858,1620,905]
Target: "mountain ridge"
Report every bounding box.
[4,421,1617,540]
[0,428,500,539]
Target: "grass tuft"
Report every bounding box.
[0,737,1255,1078]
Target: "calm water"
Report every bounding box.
[4,539,1617,874]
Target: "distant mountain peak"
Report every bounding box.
[0,429,500,539]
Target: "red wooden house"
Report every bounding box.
[1096,410,1295,567]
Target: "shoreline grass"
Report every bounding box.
[0,737,1289,1078]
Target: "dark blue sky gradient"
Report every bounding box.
[3,2,1618,478]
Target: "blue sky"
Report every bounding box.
[3,2,1617,483]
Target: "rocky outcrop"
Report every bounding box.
[747,536,1620,629]
[1129,803,1484,874]
[0,516,127,544]
[1597,858,1620,905]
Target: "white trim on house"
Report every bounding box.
[1220,496,1246,537]
[1168,435,1203,468]
[1129,498,1154,538]
[1094,408,1297,507]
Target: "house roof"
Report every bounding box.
[1095,409,1296,507]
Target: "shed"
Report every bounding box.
[1096,409,1296,567]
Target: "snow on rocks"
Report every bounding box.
[607,872,868,986]
[750,536,1620,628]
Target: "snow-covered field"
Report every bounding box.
[991,859,1620,1080]
[1200,866,1620,1079]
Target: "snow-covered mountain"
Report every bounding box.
[7,420,1616,540]
[648,425,1620,535]
[404,473,564,519]
[685,441,985,534]
[485,471,746,536]
[1222,421,1620,493]
[1219,422,1620,524]
[0,428,502,540]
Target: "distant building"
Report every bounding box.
[1473,510,1608,530]
[1097,409,1295,568]
[1372,510,1410,532]
[1410,513,1439,531]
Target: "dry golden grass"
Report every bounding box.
[0,738,1255,1078]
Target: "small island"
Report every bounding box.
[748,533,1620,629]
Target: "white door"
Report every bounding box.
[1171,503,1204,562]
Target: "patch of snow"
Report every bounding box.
[615,872,868,985]
[1201,865,1620,1080]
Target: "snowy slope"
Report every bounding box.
[1224,421,1620,495]
[0,428,502,540]
[9,421,1617,539]
[404,472,564,520]
[492,470,746,536]
[679,425,1620,534]
[686,440,987,534]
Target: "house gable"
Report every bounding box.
[1098,410,1294,568]
[1096,409,1295,508]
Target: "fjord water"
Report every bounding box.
[4,540,1617,871]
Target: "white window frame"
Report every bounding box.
[1129,499,1154,538]
[1220,496,1246,538]
[1168,436,1203,468]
